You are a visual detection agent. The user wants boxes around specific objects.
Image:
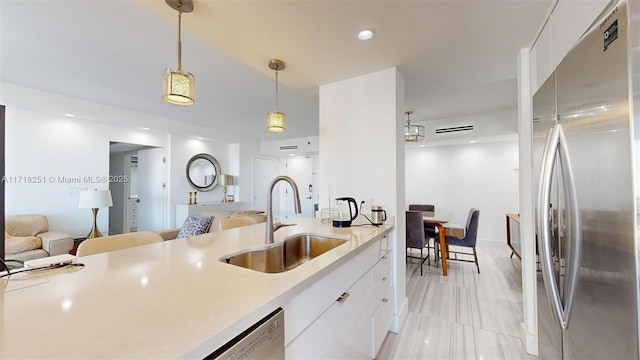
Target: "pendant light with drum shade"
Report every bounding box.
[267,59,286,133]
[404,111,425,142]
[163,0,195,106]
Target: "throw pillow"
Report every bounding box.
[176,216,214,239]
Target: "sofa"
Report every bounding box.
[4,214,74,261]
[159,210,266,241]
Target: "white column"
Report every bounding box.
[318,67,407,332]
[517,48,538,356]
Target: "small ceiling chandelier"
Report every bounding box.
[163,0,195,106]
[267,59,286,133]
[404,111,425,142]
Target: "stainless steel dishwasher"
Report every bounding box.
[206,308,285,359]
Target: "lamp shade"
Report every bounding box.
[79,190,113,209]
[163,69,195,105]
[267,111,286,133]
[220,175,234,186]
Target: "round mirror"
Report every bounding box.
[186,153,221,192]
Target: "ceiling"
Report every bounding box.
[0,0,550,141]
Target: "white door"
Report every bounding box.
[136,148,166,231]
[285,156,314,218]
[253,157,278,213]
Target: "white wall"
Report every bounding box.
[318,67,407,333]
[1,83,264,234]
[318,68,403,212]
[405,140,519,245]
[168,136,230,227]
[5,107,169,236]
[416,108,518,144]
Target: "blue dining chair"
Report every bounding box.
[406,210,430,275]
[441,208,480,273]
[408,204,438,248]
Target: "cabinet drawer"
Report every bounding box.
[372,250,391,285]
[377,235,391,258]
[371,288,394,358]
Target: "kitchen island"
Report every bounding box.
[0,218,394,359]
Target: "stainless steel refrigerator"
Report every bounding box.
[533,0,640,358]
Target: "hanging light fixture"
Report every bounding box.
[163,0,195,106]
[404,111,425,142]
[267,59,286,133]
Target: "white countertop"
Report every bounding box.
[0,218,393,359]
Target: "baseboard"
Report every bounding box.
[391,297,408,333]
[521,322,538,356]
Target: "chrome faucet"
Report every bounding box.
[266,176,302,244]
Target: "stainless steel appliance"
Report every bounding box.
[533,1,640,358]
[332,197,358,227]
[207,308,285,359]
[370,205,387,225]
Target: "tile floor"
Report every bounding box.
[377,246,537,360]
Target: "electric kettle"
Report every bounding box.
[332,197,359,227]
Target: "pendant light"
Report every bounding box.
[267,59,286,133]
[163,0,195,106]
[404,111,425,142]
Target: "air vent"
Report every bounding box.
[279,145,298,151]
[435,125,474,134]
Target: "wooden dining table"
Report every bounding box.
[422,212,451,276]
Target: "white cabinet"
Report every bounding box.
[531,0,613,93]
[125,198,138,233]
[285,234,393,359]
[175,202,242,226]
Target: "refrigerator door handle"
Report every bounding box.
[558,125,581,328]
[537,124,571,330]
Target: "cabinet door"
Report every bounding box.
[372,289,394,357]
[286,271,374,359]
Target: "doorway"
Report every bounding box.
[109,142,166,234]
[252,157,278,213]
[283,156,315,219]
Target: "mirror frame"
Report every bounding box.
[185,153,221,192]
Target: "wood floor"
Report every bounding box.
[377,246,537,360]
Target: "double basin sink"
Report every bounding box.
[221,233,347,273]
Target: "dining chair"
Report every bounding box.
[76,231,163,257]
[408,204,438,255]
[220,216,258,230]
[406,210,430,275]
[441,208,480,273]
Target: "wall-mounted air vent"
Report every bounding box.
[279,145,298,151]
[435,125,474,134]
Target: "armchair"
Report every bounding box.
[5,215,73,261]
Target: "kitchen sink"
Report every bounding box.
[221,234,348,273]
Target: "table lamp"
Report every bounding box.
[79,189,113,238]
[220,175,234,203]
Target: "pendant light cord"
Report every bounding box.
[275,70,279,112]
[177,4,183,71]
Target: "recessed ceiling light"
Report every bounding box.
[357,29,374,41]
[420,145,426,148]
[470,140,477,144]
[196,136,204,140]
[142,127,151,131]
[64,113,76,117]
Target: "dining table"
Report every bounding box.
[422,212,451,276]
